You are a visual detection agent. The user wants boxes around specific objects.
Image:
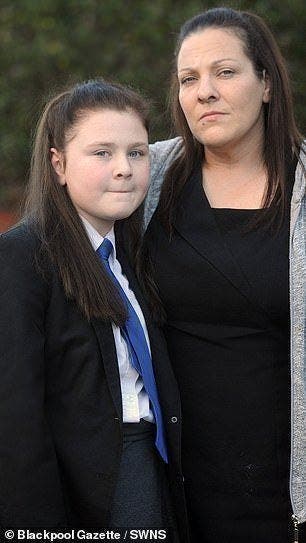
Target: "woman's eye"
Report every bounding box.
[218,69,235,77]
[95,150,110,157]
[180,76,196,85]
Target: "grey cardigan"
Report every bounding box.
[144,137,306,525]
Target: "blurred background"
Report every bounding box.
[0,0,305,231]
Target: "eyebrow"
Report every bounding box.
[211,58,239,66]
[178,58,239,73]
[86,141,149,148]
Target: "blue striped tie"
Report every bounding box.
[97,238,168,463]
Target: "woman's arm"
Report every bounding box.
[145,137,183,229]
[0,226,67,526]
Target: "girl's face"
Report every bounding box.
[51,108,149,236]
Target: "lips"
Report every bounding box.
[200,111,225,120]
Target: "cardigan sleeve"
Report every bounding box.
[144,137,183,229]
[0,226,67,526]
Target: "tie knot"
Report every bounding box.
[97,238,114,261]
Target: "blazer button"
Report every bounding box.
[170,416,178,423]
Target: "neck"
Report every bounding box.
[201,132,268,209]
[204,132,265,173]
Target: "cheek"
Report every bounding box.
[179,92,198,130]
[136,163,150,191]
[66,176,100,207]
[233,79,264,109]
[179,86,189,106]
[179,91,190,115]
[236,95,265,127]
[143,163,150,184]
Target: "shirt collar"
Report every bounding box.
[80,216,117,260]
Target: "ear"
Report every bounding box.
[262,70,271,104]
[50,148,66,186]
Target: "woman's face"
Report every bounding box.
[177,27,270,153]
[51,108,149,236]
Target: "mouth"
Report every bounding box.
[200,112,226,121]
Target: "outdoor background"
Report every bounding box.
[1,0,305,229]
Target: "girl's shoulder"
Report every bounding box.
[0,221,50,286]
[0,222,52,322]
[0,221,40,256]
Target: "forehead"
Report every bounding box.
[66,108,147,142]
[177,27,248,69]
[74,108,143,131]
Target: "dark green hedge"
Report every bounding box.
[1,0,305,208]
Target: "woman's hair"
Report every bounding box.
[158,7,304,232]
[23,78,149,324]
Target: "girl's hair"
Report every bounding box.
[23,78,149,325]
[158,7,304,232]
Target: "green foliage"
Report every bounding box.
[0,0,305,208]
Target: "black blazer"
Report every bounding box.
[0,222,188,539]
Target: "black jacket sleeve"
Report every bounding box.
[0,225,67,526]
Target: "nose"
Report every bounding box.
[113,154,132,179]
[197,75,219,103]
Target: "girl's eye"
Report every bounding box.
[129,150,144,158]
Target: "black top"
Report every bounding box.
[144,163,298,543]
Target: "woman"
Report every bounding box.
[143,8,305,543]
[0,79,188,540]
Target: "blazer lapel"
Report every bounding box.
[174,166,266,314]
[116,245,181,416]
[116,245,153,336]
[91,246,180,424]
[91,319,123,420]
[116,246,170,375]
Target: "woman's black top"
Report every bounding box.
[144,162,298,543]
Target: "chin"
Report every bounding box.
[112,208,139,221]
[200,135,236,150]
[195,128,228,147]
[104,197,145,222]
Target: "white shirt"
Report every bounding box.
[82,217,154,423]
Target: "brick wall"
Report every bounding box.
[0,211,18,233]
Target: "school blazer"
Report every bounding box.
[0,222,188,538]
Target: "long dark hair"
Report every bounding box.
[23,79,149,325]
[158,7,304,232]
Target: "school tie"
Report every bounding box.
[97,238,168,463]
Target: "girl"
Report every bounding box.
[0,79,188,539]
